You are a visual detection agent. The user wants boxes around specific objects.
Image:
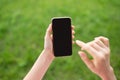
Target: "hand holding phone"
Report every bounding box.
[52,17,72,57]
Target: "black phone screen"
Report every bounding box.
[52,17,72,57]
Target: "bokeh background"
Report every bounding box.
[0,0,120,80]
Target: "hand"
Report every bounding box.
[24,24,75,80]
[44,24,75,56]
[76,36,116,80]
[44,24,53,52]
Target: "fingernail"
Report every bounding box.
[76,40,80,44]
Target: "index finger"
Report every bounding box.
[76,40,98,58]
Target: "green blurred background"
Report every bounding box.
[0,0,120,80]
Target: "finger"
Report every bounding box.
[72,30,75,34]
[78,51,95,70]
[94,38,106,48]
[45,24,52,40]
[76,40,85,48]
[72,35,75,39]
[95,36,109,47]
[71,25,75,29]
[46,24,52,36]
[90,40,103,51]
[76,40,98,58]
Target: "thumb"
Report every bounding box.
[78,51,94,70]
[45,24,52,39]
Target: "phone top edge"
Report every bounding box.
[51,17,71,21]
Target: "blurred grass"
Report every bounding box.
[0,0,120,80]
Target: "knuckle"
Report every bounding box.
[97,54,106,62]
[104,48,110,57]
[82,45,89,50]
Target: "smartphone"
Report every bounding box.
[52,17,72,57]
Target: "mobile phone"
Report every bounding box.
[52,17,72,57]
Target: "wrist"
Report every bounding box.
[101,66,116,80]
[42,49,55,61]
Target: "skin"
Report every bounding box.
[76,36,116,80]
[23,24,75,80]
[24,24,116,80]
[23,24,54,80]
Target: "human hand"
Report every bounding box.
[24,24,75,80]
[44,24,53,52]
[76,36,116,80]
